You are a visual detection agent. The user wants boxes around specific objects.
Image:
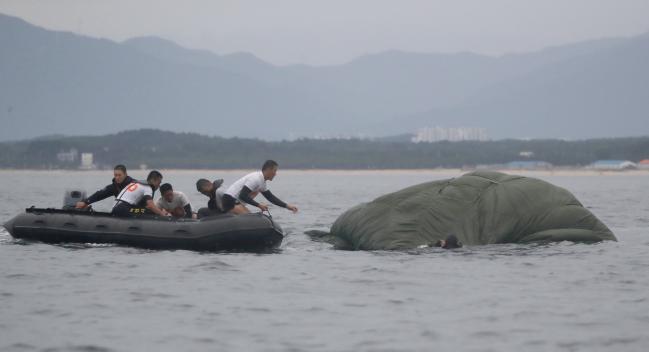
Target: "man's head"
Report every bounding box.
[160,183,174,202]
[196,178,213,195]
[262,160,279,181]
[113,164,127,183]
[434,234,463,249]
[147,170,163,190]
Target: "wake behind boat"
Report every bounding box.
[3,207,284,252]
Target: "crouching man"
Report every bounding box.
[157,183,193,218]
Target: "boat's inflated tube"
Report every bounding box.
[4,208,283,252]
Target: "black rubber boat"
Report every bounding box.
[3,207,284,252]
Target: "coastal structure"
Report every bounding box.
[79,153,95,170]
[505,161,553,170]
[588,160,637,170]
[411,126,488,143]
[56,148,78,162]
[473,160,553,170]
[638,159,649,169]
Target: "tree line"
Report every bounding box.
[1,129,648,169]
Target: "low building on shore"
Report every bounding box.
[472,160,553,171]
[79,153,96,170]
[505,161,553,170]
[588,160,637,170]
[638,159,649,169]
[56,148,78,163]
[411,126,488,143]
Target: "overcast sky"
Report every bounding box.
[1,0,648,65]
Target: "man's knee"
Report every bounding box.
[171,207,186,218]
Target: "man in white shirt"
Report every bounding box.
[223,160,298,215]
[111,170,169,217]
[156,183,193,218]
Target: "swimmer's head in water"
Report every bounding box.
[434,234,463,249]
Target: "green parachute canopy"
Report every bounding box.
[330,171,616,250]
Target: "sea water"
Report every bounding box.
[1,170,648,352]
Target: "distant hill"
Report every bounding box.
[385,33,649,139]
[1,12,648,141]
[0,14,329,141]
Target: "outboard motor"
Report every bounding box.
[62,190,87,210]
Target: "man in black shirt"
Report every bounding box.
[195,178,226,218]
[75,164,134,209]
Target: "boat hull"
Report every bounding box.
[3,208,284,252]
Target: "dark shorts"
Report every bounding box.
[197,207,222,219]
[222,194,238,213]
[112,202,134,217]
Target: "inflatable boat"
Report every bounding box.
[3,207,284,252]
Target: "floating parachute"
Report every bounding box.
[330,171,616,250]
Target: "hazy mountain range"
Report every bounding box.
[1,13,648,141]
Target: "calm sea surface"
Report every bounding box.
[1,170,648,352]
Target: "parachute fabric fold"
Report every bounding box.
[330,171,615,250]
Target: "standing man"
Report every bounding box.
[223,160,298,214]
[111,170,168,217]
[75,164,133,209]
[157,183,193,218]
